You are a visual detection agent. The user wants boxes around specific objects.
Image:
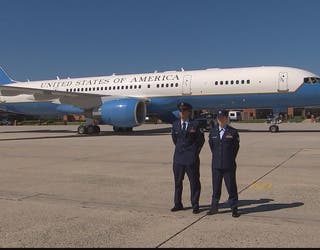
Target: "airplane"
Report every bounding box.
[0,65,319,134]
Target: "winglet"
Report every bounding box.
[0,66,15,84]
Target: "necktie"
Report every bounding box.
[219,128,225,139]
[182,122,187,132]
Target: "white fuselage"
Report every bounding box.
[4,66,317,100]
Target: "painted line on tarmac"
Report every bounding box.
[238,148,303,195]
[155,148,303,248]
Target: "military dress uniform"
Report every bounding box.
[171,103,205,213]
[208,111,240,217]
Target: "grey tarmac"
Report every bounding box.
[0,122,319,247]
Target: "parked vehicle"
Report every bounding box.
[0,118,12,125]
[194,112,216,131]
[228,111,242,121]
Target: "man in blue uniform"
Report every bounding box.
[171,102,205,214]
[207,109,240,217]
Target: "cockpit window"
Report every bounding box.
[304,77,320,84]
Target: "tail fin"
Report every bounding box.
[0,66,15,84]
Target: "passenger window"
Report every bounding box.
[215,81,218,85]
[241,80,245,84]
[231,80,234,85]
[236,80,239,84]
[220,81,223,85]
[247,80,250,84]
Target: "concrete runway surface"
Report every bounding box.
[0,122,319,247]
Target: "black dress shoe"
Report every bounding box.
[206,206,218,215]
[192,208,200,214]
[171,205,184,212]
[232,208,240,218]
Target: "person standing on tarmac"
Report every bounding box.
[171,102,205,214]
[207,109,240,218]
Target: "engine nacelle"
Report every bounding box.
[101,98,147,128]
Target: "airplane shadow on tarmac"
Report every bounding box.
[0,127,173,141]
[1,125,319,142]
[192,198,304,215]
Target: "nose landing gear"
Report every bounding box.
[269,124,279,133]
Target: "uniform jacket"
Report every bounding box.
[209,125,240,170]
[172,119,205,165]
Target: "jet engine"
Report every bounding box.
[101,98,147,129]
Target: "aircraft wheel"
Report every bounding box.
[269,125,279,133]
[94,125,100,134]
[78,125,87,134]
[87,125,95,135]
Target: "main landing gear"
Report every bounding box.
[77,118,101,135]
[77,124,101,135]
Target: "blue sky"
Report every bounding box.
[0,0,319,81]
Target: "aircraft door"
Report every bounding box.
[278,72,289,92]
[182,75,192,95]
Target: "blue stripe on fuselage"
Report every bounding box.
[147,83,320,113]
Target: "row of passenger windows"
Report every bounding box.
[67,85,142,92]
[65,80,251,92]
[66,83,179,92]
[215,80,251,85]
[156,83,179,88]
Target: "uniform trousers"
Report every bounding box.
[173,158,201,209]
[211,168,238,209]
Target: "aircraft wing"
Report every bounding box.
[0,85,131,110]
